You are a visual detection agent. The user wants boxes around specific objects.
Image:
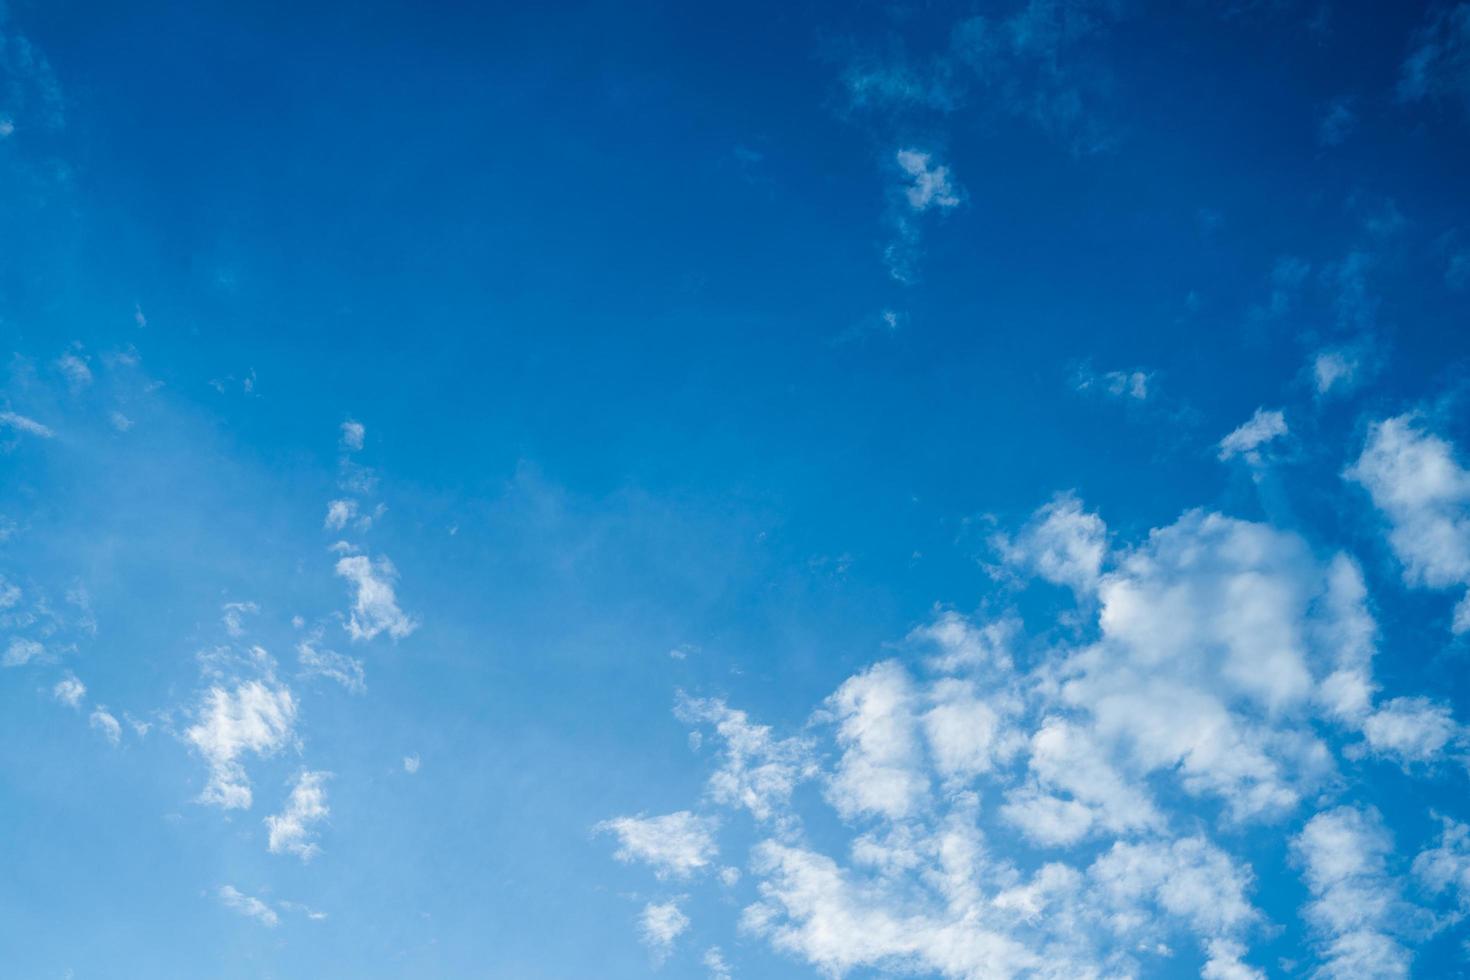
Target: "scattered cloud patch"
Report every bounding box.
[1347,416,1470,631]
[598,810,719,879]
[340,419,365,451]
[218,885,278,927]
[1218,408,1288,464]
[89,707,121,745]
[335,554,417,642]
[266,770,330,861]
[185,680,297,809]
[52,673,85,708]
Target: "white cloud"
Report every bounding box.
[185,680,297,809]
[218,885,278,927]
[0,411,55,438]
[1313,349,1359,395]
[824,660,928,821]
[994,492,1108,594]
[324,498,357,531]
[266,770,330,861]
[702,945,732,980]
[639,900,689,960]
[598,811,718,879]
[895,148,961,212]
[3,637,44,666]
[1218,408,1288,463]
[340,419,365,451]
[1361,697,1460,764]
[403,754,420,774]
[1347,416,1470,631]
[89,707,121,745]
[52,673,85,708]
[676,694,817,827]
[55,351,92,389]
[297,638,365,694]
[221,601,258,638]
[1413,815,1470,913]
[1292,806,1413,979]
[907,611,1015,673]
[335,554,417,641]
[109,411,134,432]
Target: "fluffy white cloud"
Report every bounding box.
[52,673,85,708]
[603,488,1468,976]
[1361,697,1461,765]
[340,419,365,451]
[639,900,689,960]
[907,611,1016,673]
[1292,806,1413,979]
[825,661,929,821]
[89,706,121,745]
[218,885,278,927]
[993,492,1108,594]
[185,680,297,809]
[221,601,258,638]
[324,498,357,531]
[676,694,816,827]
[1413,815,1470,913]
[335,554,417,641]
[895,148,961,212]
[702,945,731,980]
[403,753,420,774]
[266,770,330,860]
[598,810,718,878]
[1218,408,1287,463]
[1313,349,1360,395]
[3,637,44,666]
[1347,416,1470,631]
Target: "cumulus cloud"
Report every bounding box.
[185,680,297,809]
[221,601,258,638]
[907,611,1016,673]
[676,694,817,828]
[1347,416,1470,631]
[3,637,44,666]
[340,419,365,451]
[1218,408,1287,464]
[324,499,357,531]
[896,148,962,212]
[1292,806,1414,979]
[600,486,1467,976]
[993,492,1108,594]
[266,770,330,860]
[335,554,417,641]
[598,811,718,878]
[1313,348,1360,396]
[218,885,278,927]
[52,673,85,708]
[825,660,929,821]
[639,900,689,960]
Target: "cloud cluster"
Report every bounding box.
[600,448,1470,975]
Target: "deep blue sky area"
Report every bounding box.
[4,1,1470,978]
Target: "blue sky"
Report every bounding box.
[4,0,1470,976]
